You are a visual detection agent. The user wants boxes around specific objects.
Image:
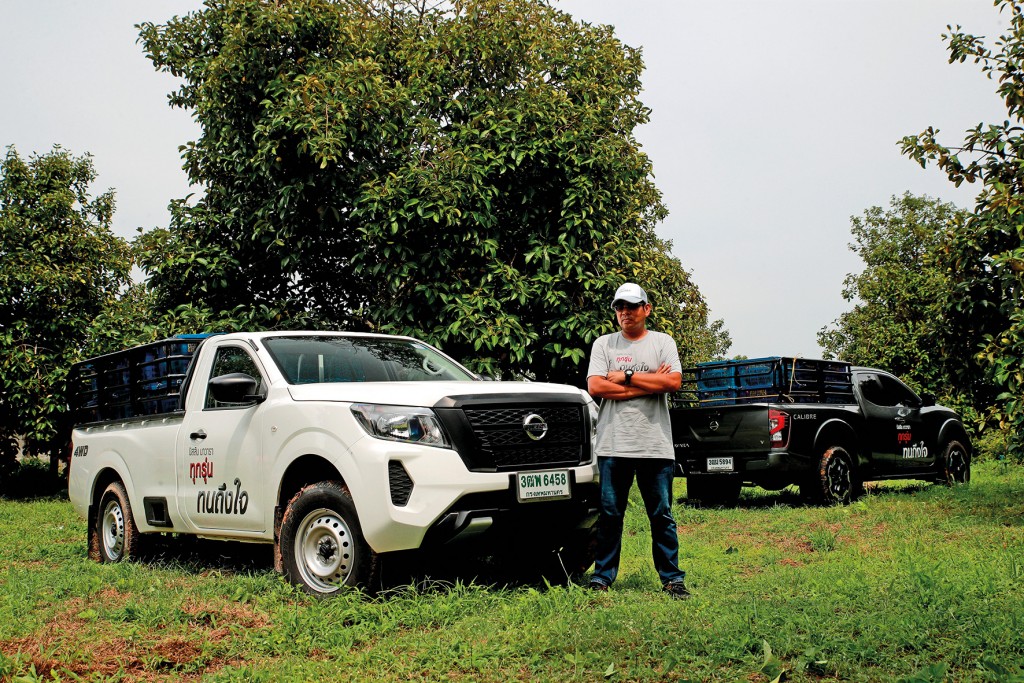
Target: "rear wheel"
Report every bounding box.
[94,481,140,563]
[280,481,379,595]
[686,474,741,507]
[939,440,971,485]
[803,446,860,505]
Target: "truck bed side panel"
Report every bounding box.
[70,417,183,531]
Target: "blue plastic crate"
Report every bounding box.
[695,363,737,390]
[69,334,213,425]
[736,357,781,389]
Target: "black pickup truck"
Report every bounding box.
[670,357,972,505]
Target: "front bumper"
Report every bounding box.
[349,436,599,553]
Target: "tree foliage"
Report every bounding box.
[901,0,1024,457]
[137,0,727,385]
[819,195,965,393]
[0,146,132,461]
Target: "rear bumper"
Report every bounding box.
[679,449,816,485]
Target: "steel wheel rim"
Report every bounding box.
[295,508,353,593]
[102,499,125,560]
[947,447,968,483]
[825,453,852,503]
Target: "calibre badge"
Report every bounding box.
[523,413,549,441]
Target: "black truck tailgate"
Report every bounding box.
[671,404,769,455]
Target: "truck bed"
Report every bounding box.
[676,357,855,407]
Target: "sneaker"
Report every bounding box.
[664,581,690,599]
[588,580,609,592]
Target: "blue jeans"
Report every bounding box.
[591,456,686,587]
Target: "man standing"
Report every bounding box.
[585,282,689,598]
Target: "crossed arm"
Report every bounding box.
[587,363,682,401]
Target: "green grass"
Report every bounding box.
[1,463,1023,682]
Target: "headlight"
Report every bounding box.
[587,398,600,441]
[350,404,451,448]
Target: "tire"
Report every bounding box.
[939,440,971,486]
[803,446,859,505]
[279,481,378,595]
[686,474,741,507]
[94,481,141,563]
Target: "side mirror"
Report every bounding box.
[208,373,265,405]
[921,393,936,407]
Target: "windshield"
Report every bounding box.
[262,335,477,384]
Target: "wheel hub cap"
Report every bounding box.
[296,510,352,591]
[827,458,851,500]
[102,501,125,559]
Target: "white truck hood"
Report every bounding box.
[286,380,589,407]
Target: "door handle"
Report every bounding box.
[190,430,207,441]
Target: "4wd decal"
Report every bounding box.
[73,445,89,458]
[197,478,250,515]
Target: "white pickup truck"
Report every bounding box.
[67,332,599,593]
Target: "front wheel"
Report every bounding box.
[279,481,378,595]
[939,440,971,485]
[803,446,860,505]
[93,481,140,563]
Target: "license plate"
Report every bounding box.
[706,457,734,472]
[516,470,571,502]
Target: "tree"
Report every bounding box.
[137,0,726,385]
[819,194,975,397]
[901,0,1024,458]
[0,146,133,465]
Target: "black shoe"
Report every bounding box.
[664,581,690,599]
[588,580,609,592]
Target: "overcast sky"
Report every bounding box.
[1,1,1010,359]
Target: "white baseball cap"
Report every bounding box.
[611,282,648,308]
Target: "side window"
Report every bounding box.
[878,375,919,407]
[206,346,264,409]
[860,373,918,407]
[858,374,884,406]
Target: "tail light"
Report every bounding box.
[768,408,789,449]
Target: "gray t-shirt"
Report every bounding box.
[586,330,681,460]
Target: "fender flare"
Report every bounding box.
[270,429,363,510]
[937,419,972,455]
[86,452,138,520]
[813,418,860,466]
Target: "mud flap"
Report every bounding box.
[273,505,284,573]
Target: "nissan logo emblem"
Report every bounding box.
[523,413,549,441]
[708,421,720,432]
